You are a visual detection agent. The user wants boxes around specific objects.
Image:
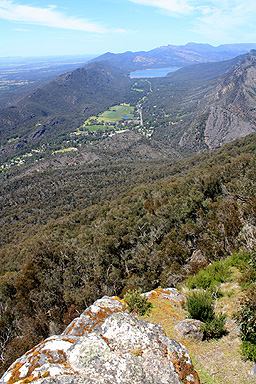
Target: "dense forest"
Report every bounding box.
[0,132,255,374]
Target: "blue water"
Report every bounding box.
[123,116,130,119]
[130,67,180,78]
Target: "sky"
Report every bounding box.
[1,0,256,57]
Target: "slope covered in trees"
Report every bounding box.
[0,133,255,374]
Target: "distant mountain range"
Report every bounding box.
[91,42,256,71]
[0,43,256,162]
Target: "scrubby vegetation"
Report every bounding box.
[186,290,227,340]
[235,252,256,363]
[186,291,215,323]
[0,133,255,375]
[186,260,230,291]
[124,289,152,315]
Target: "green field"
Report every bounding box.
[53,147,78,154]
[98,104,134,123]
[82,104,135,129]
[131,79,152,93]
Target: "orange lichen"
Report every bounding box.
[41,371,50,379]
[62,338,75,343]
[5,362,24,384]
[41,349,67,364]
[65,305,124,336]
[155,288,171,295]
[18,375,39,384]
[170,351,200,384]
[111,296,127,308]
[129,348,143,356]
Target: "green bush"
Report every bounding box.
[227,250,250,270]
[124,289,152,315]
[238,252,256,290]
[186,290,214,322]
[202,313,227,340]
[235,284,256,361]
[186,290,227,340]
[241,341,256,362]
[187,260,230,290]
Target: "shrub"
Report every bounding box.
[186,290,227,340]
[240,341,256,362]
[187,269,212,290]
[202,313,227,340]
[235,284,256,361]
[186,290,214,322]
[124,289,152,315]
[238,252,256,290]
[227,250,250,270]
[187,260,230,290]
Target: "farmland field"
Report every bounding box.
[81,104,136,132]
[98,104,134,123]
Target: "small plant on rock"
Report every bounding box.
[124,289,152,315]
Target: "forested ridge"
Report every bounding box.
[0,132,255,374]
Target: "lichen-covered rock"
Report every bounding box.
[0,296,200,384]
[174,319,204,341]
[63,296,126,336]
[144,288,187,304]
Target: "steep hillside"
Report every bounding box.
[0,133,255,374]
[204,51,256,148]
[141,51,256,151]
[0,62,138,161]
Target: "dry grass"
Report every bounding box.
[141,278,256,384]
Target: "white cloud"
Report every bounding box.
[14,27,30,31]
[129,0,193,15]
[128,0,256,42]
[193,1,256,42]
[0,0,107,33]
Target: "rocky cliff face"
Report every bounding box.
[0,293,199,384]
[204,51,256,148]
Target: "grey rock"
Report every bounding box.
[143,288,186,304]
[174,319,204,341]
[0,295,200,384]
[63,295,126,336]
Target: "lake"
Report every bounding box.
[130,67,180,78]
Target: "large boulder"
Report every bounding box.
[174,319,205,341]
[0,296,200,384]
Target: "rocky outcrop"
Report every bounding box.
[204,51,256,149]
[144,288,187,304]
[0,295,200,384]
[204,105,254,149]
[174,319,204,341]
